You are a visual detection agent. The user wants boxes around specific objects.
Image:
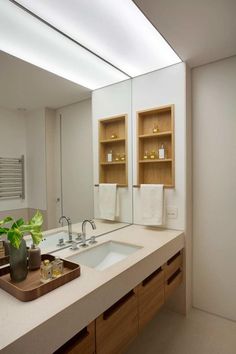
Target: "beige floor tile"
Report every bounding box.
[126,307,236,354]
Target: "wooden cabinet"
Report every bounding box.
[138,267,164,330]
[99,115,128,187]
[137,105,175,187]
[164,251,183,300]
[96,289,138,354]
[54,322,95,354]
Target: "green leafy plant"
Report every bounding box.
[0,211,43,249]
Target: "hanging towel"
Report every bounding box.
[98,184,119,221]
[141,184,164,226]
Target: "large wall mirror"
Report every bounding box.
[0,51,133,234]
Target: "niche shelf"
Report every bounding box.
[99,115,128,187]
[137,105,175,188]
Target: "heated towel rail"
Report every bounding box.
[0,156,25,200]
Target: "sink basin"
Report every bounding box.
[66,241,142,271]
[25,231,74,253]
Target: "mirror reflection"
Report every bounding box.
[0,51,132,248]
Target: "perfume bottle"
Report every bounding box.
[110,133,117,139]
[143,151,149,159]
[40,259,52,283]
[52,257,64,278]
[107,150,113,162]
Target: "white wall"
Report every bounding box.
[132,63,187,230]
[0,107,28,211]
[92,80,133,223]
[57,99,94,223]
[192,56,236,321]
[26,108,47,211]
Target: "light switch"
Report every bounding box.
[167,207,178,219]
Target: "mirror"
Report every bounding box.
[0,51,133,237]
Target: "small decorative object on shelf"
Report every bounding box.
[143,151,149,160]
[40,259,52,283]
[110,133,117,139]
[120,153,125,161]
[150,150,157,159]
[107,150,113,162]
[52,257,64,278]
[152,124,159,133]
[158,144,165,159]
[0,211,43,282]
[115,153,121,161]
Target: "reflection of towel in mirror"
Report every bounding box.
[99,184,119,221]
[141,184,164,226]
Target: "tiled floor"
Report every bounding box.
[126,307,236,354]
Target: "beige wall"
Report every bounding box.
[192,56,236,321]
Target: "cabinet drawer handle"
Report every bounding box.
[167,251,181,266]
[103,290,135,320]
[142,267,162,287]
[167,268,181,285]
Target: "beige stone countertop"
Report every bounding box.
[0,225,184,354]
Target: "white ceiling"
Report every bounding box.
[133,0,236,67]
[14,0,181,77]
[0,51,91,111]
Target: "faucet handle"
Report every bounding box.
[70,241,78,250]
[89,236,97,245]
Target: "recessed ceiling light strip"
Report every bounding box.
[8,0,131,79]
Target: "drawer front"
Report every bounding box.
[96,289,138,354]
[164,250,183,280]
[55,322,95,354]
[165,268,183,300]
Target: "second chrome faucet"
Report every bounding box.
[81,219,96,247]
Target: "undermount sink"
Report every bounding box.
[66,241,142,271]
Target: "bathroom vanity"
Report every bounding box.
[0,225,184,354]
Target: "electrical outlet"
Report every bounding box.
[167,207,178,219]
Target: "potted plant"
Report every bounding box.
[0,211,43,282]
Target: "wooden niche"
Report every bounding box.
[137,105,175,188]
[99,115,128,187]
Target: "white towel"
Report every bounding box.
[98,184,119,221]
[141,184,164,226]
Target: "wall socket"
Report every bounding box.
[167,206,178,219]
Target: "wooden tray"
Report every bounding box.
[0,254,80,301]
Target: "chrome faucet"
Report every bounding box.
[81,219,96,247]
[59,216,73,243]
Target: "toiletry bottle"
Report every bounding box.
[52,257,64,278]
[115,153,120,161]
[107,150,113,162]
[158,144,165,159]
[28,243,41,270]
[40,259,52,283]
[143,151,149,159]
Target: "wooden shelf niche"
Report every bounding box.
[99,115,128,187]
[137,105,175,188]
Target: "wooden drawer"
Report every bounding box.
[54,322,95,354]
[138,267,164,331]
[96,288,139,354]
[165,268,183,300]
[164,250,183,280]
